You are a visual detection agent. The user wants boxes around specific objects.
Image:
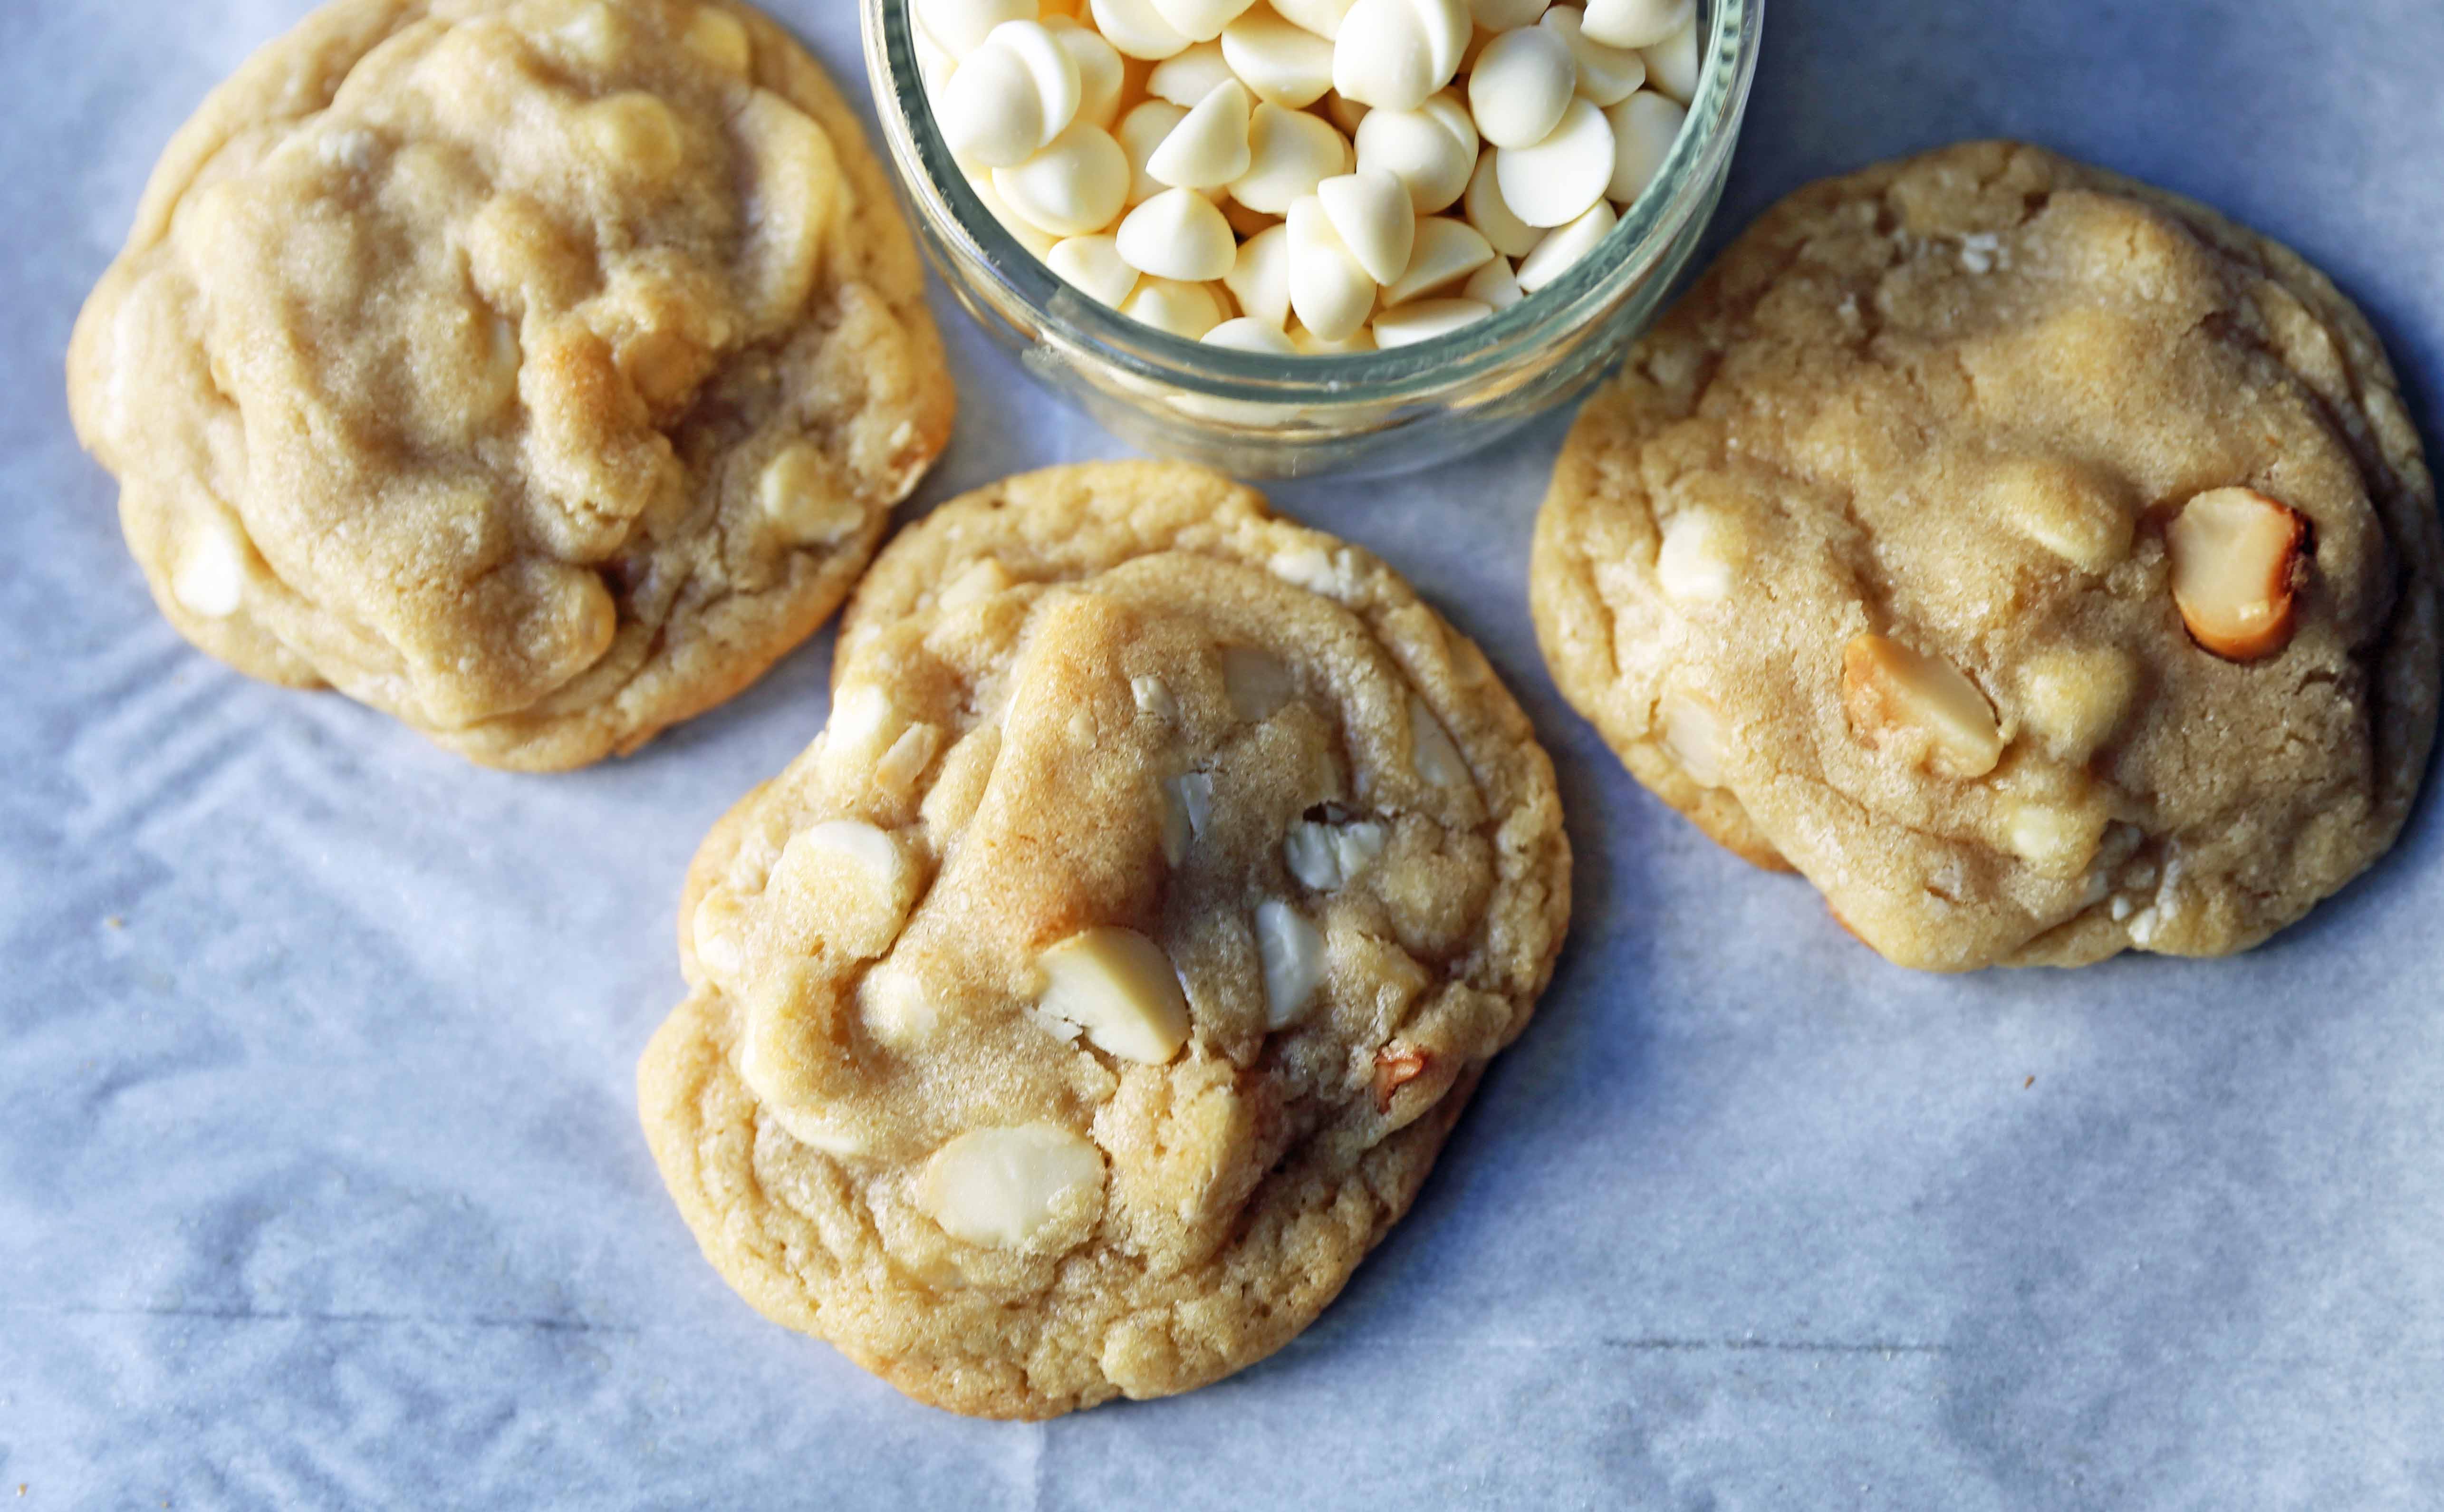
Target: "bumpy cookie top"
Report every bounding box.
[68,0,953,770]
[639,462,1570,1418]
[1535,142,2440,971]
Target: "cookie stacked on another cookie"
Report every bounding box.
[639,462,1571,1418]
[1534,142,2441,970]
[69,0,955,770]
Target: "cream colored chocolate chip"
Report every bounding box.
[1223,645,1296,720]
[1984,458,2134,573]
[690,886,750,984]
[1539,5,1646,104]
[1657,689,1724,787]
[1150,0,1262,42]
[875,722,944,796]
[1409,695,1470,787]
[1117,185,1240,279]
[1121,276,1228,337]
[1234,101,1353,212]
[2003,793,2108,877]
[1148,40,1238,106]
[917,0,1038,57]
[1048,232,1143,307]
[1317,168,1417,285]
[1224,221,1294,326]
[1045,17,1129,127]
[919,1125,1107,1248]
[1640,14,1697,101]
[1332,0,1471,112]
[767,819,919,958]
[938,20,1086,167]
[2166,487,2307,662]
[759,443,864,546]
[1118,99,1192,204]
[1461,255,1524,308]
[1603,88,1684,203]
[1149,79,1256,189]
[1221,4,1337,107]
[937,556,1015,610]
[1353,95,1477,214]
[1514,197,1614,289]
[994,120,1131,236]
[1374,296,1491,346]
[1204,316,1300,353]
[1580,0,1692,49]
[1038,925,1193,1061]
[1275,0,1359,37]
[766,1104,869,1157]
[172,520,248,619]
[1253,898,1326,1027]
[1654,508,1738,601]
[1285,816,1389,888]
[1840,633,2004,780]
[2017,646,2138,760]
[859,959,944,1047]
[1091,0,1197,58]
[1383,214,1495,303]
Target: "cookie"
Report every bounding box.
[638,462,1570,1418]
[1534,141,2440,971]
[67,0,954,770]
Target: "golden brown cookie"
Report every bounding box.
[639,462,1570,1417]
[68,0,954,770]
[1533,141,2440,970]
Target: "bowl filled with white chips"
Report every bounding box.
[863,0,1761,476]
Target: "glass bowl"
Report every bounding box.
[860,0,1764,479]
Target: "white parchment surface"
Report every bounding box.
[5,0,2443,1505]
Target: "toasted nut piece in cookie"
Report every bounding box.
[1373,1043,1430,1110]
[2167,488,2307,661]
[1284,816,1388,889]
[768,820,920,958]
[1160,771,1215,866]
[1038,926,1193,1062]
[1409,696,1471,787]
[919,1125,1108,1249]
[1253,898,1325,1027]
[1841,634,2004,779]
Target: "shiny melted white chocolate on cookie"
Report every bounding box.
[640,462,1569,1419]
[1534,142,2441,972]
[68,0,953,770]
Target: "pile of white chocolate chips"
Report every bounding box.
[914,0,1699,352]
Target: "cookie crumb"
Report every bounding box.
[2023,1075,2035,1088]
[105,915,125,930]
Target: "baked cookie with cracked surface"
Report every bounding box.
[68,0,953,770]
[1534,141,2440,971]
[638,462,1570,1417]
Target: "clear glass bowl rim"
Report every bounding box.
[859,0,1765,406]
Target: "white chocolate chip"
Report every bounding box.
[1204,315,1300,353]
[916,0,1037,57]
[1640,15,1698,102]
[967,172,1061,256]
[1540,5,1646,104]
[994,120,1131,235]
[1037,926,1193,1061]
[1116,185,1240,279]
[1658,690,1724,787]
[1044,16,1129,126]
[2004,796,2107,877]
[1148,40,1238,105]
[1224,221,1295,326]
[1285,815,1389,888]
[171,519,247,619]
[683,6,753,74]
[1047,232,1143,306]
[1469,24,1577,148]
[1273,0,1359,38]
[1654,508,1736,601]
[858,959,943,1046]
[1221,5,1338,106]
[1495,95,1613,226]
[1222,645,1296,719]
[1461,254,1524,308]
[1514,196,1614,289]
[767,819,919,958]
[1383,214,1495,303]
[919,1125,1107,1248]
[936,556,1014,610]
[1463,148,1544,255]
[1288,320,1378,353]
[1232,101,1353,212]
[1121,276,1229,337]
[1287,194,1379,342]
[1472,0,1549,23]
[690,887,749,984]
[1409,695,1470,787]
[1603,89,1684,202]
[1316,168,1417,284]
[1149,0,1261,41]
[759,443,863,546]
[1353,96,1477,213]
[1580,0,1691,49]
[1374,296,1491,346]
[937,20,1084,167]
[875,721,944,796]
[1332,0,1471,111]
[1090,0,1196,58]
[1253,898,1327,1027]
[2017,647,2138,760]
[1132,675,1181,720]
[1118,100,1190,204]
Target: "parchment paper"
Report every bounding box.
[6,0,2443,1505]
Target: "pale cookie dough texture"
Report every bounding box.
[639,462,1571,1417]
[68,0,954,770]
[1534,142,2441,971]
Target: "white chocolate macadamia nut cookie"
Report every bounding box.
[640,462,1570,1418]
[69,0,956,770]
[1534,142,2441,971]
